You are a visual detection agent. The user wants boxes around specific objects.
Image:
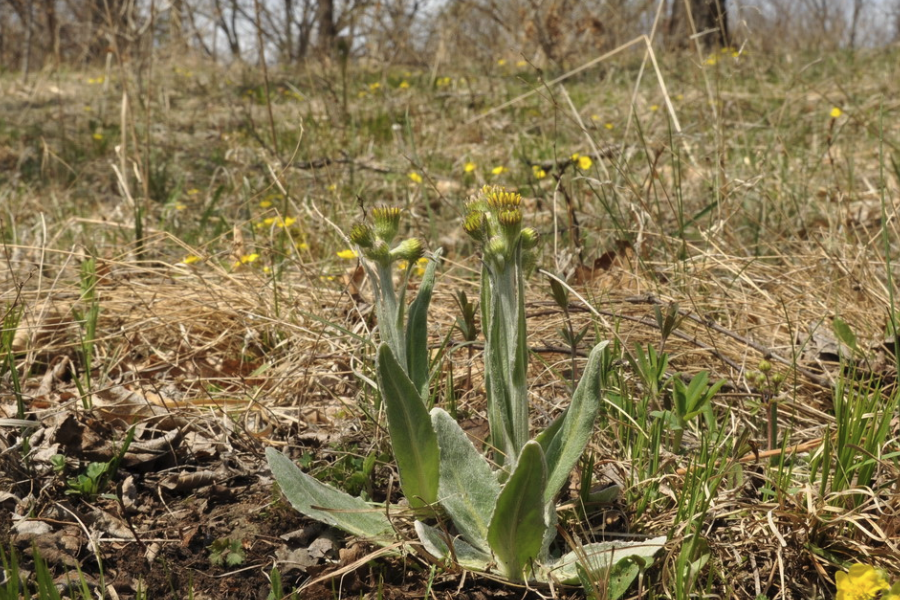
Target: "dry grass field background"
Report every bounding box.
[1,39,900,599]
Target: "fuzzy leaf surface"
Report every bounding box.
[406,249,442,397]
[266,448,393,541]
[545,535,667,584]
[487,441,548,581]
[537,341,609,503]
[414,521,492,571]
[377,343,439,507]
[431,408,499,551]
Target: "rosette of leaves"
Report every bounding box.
[266,193,666,589]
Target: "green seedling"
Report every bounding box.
[651,371,724,453]
[628,343,669,405]
[208,538,246,567]
[65,427,134,498]
[268,189,666,586]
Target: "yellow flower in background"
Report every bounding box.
[835,564,890,600]
[182,255,202,265]
[650,104,660,112]
[705,55,717,66]
[676,94,684,101]
[605,122,614,130]
[464,162,476,173]
[532,165,547,179]
[577,155,593,170]
[399,80,410,89]
[414,257,429,276]
[436,76,452,87]
[830,107,843,118]
[296,242,309,251]
[174,203,187,211]
[491,165,507,175]
[337,249,359,259]
[357,90,367,98]
[187,188,200,196]
[591,114,601,121]
[92,133,103,141]
[408,172,424,183]
[497,59,507,66]
[263,266,272,274]
[259,199,273,208]
[277,216,296,228]
[87,76,105,84]
[233,253,260,268]
[516,60,527,68]
[327,183,337,191]
[369,82,381,91]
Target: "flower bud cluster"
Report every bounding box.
[349,206,424,266]
[464,185,539,273]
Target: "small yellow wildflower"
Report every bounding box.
[83,106,92,111]
[516,60,527,68]
[296,242,310,251]
[259,199,272,208]
[491,165,507,175]
[532,165,547,179]
[650,104,659,112]
[369,82,381,91]
[408,172,424,184]
[174,203,187,211]
[497,59,507,66]
[396,260,409,271]
[187,188,200,196]
[337,249,359,259]
[87,76,105,84]
[357,90,368,98]
[676,94,684,101]
[705,55,717,66]
[263,266,272,274]
[591,114,601,121]
[605,122,614,130]
[577,155,593,170]
[399,80,410,89]
[464,162,476,173]
[327,183,337,191]
[415,257,429,276]
[233,253,260,268]
[277,216,296,228]
[830,107,843,118]
[92,133,103,141]
[182,255,202,265]
[436,76,451,87]
[835,564,890,600]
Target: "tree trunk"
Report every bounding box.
[667,0,729,50]
[317,0,336,54]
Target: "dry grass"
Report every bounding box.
[1,44,899,599]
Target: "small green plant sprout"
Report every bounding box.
[65,427,135,498]
[548,273,590,389]
[267,188,666,586]
[650,371,724,453]
[208,538,246,567]
[627,343,669,406]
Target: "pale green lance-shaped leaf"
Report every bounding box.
[536,341,609,503]
[487,441,548,581]
[266,448,393,541]
[431,408,499,552]
[543,535,667,584]
[406,248,442,398]
[414,521,491,571]
[577,556,642,600]
[377,343,439,507]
